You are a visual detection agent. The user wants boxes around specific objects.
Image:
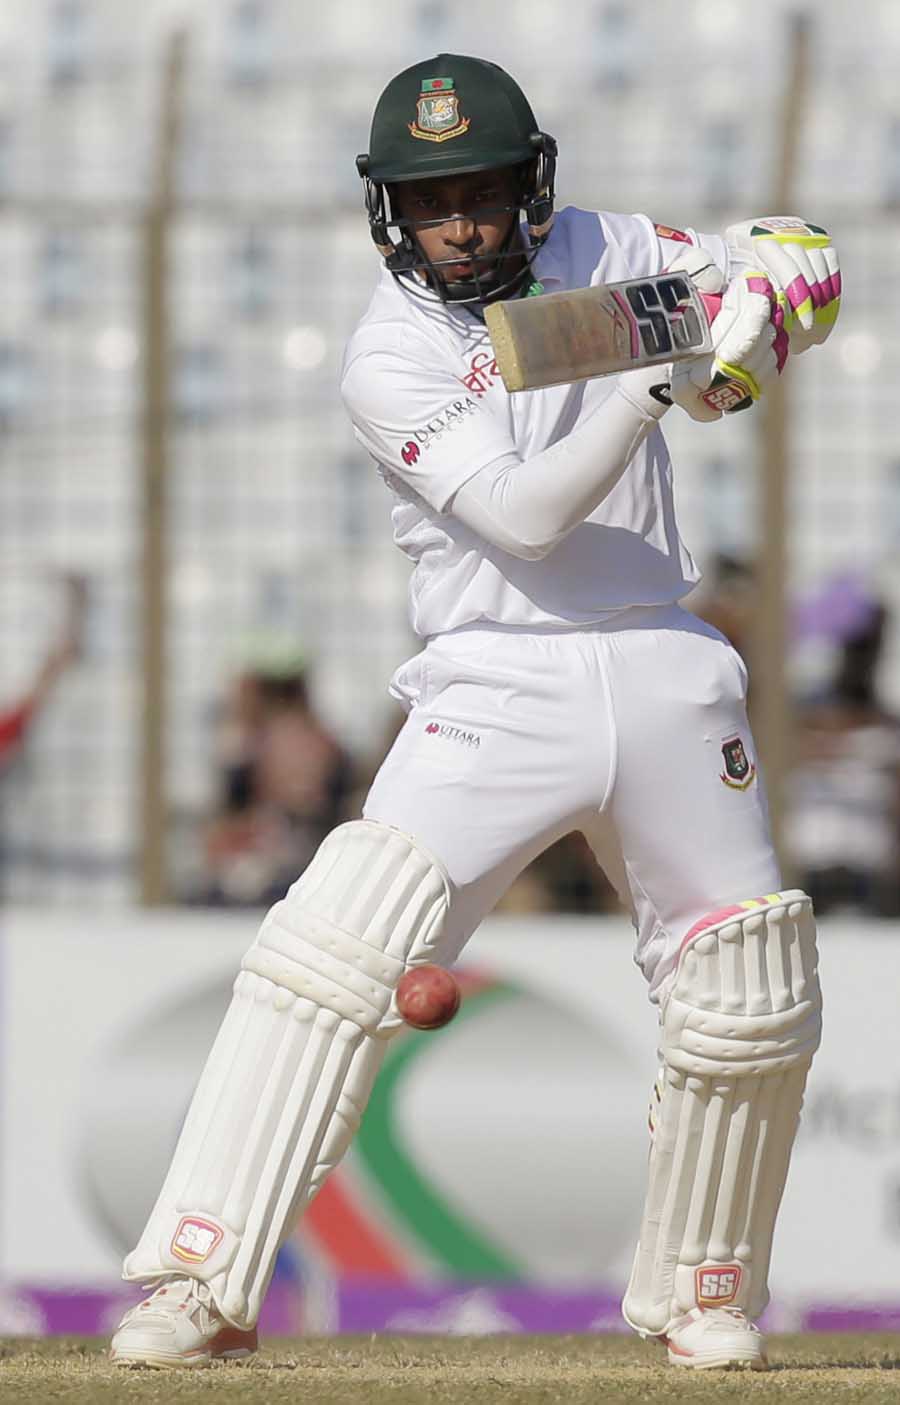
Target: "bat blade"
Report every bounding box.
[485,273,720,393]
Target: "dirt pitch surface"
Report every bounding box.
[4,1333,900,1404]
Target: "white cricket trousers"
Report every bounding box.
[364,603,781,1002]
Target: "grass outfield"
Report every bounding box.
[4,1335,900,1404]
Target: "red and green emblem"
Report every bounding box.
[720,735,756,790]
[300,972,523,1280]
[409,76,470,144]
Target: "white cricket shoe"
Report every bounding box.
[110,1276,258,1369]
[662,1306,768,1370]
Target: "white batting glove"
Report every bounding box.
[726,217,841,354]
[668,264,789,423]
[664,244,726,298]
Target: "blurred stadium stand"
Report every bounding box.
[0,0,897,904]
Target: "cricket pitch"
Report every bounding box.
[3,1333,900,1404]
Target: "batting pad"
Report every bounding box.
[123,821,451,1328]
[622,891,821,1337]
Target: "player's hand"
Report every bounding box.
[669,268,788,423]
[726,217,840,354]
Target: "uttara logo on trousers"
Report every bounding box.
[720,735,756,790]
[400,397,478,466]
[424,721,481,749]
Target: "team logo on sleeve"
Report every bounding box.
[720,736,756,790]
[409,76,471,143]
[654,222,691,244]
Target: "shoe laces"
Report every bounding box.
[688,1306,757,1333]
[124,1276,217,1328]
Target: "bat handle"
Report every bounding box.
[700,292,723,326]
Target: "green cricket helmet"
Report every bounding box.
[356,54,557,306]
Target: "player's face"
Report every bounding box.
[392,168,523,286]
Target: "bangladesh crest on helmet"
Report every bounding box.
[409,76,470,143]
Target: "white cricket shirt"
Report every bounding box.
[340,206,729,638]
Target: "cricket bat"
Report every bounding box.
[484,272,722,393]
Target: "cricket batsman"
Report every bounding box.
[111,54,837,1370]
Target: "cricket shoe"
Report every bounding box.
[110,1276,258,1368]
[662,1306,768,1370]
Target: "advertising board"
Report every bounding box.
[2,909,899,1333]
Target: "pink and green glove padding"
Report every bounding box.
[726,217,841,354]
[669,260,788,423]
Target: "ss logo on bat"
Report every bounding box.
[625,276,705,359]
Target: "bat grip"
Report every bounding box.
[700,292,723,326]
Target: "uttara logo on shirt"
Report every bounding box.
[400,396,478,466]
[424,720,482,749]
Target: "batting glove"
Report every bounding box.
[726,217,841,354]
[669,267,788,423]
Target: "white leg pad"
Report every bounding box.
[622,890,821,1337]
[122,820,451,1328]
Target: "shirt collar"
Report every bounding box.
[531,227,565,288]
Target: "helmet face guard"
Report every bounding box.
[357,137,557,306]
[357,55,557,308]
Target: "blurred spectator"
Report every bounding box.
[0,574,85,773]
[689,552,756,662]
[501,834,618,915]
[786,577,900,917]
[345,702,406,822]
[201,658,354,906]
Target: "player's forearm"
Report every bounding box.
[449,370,667,560]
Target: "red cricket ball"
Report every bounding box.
[396,964,461,1030]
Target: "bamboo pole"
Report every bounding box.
[752,9,810,869]
[138,30,185,904]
